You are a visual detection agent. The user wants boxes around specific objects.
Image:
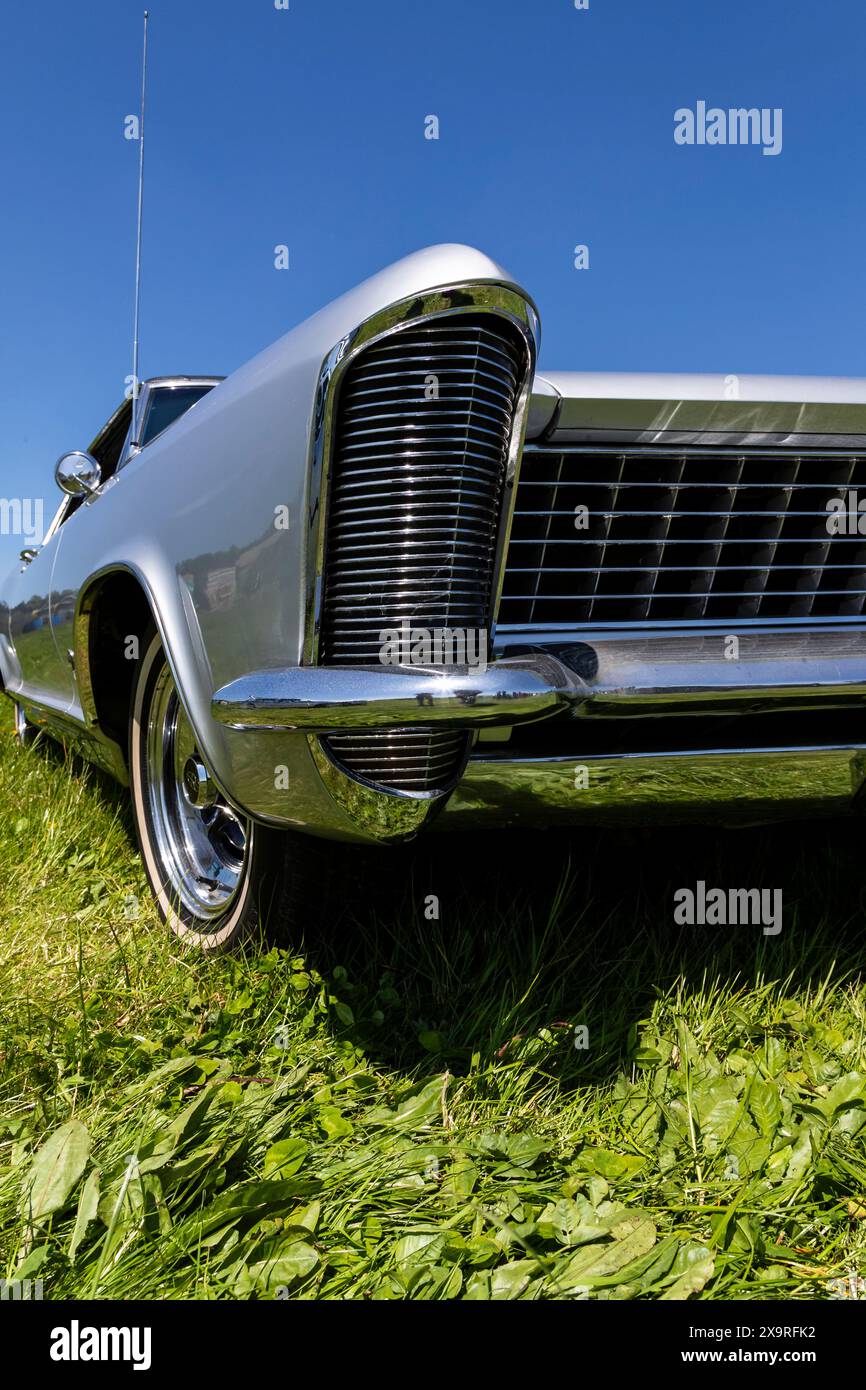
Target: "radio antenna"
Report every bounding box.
[131,10,149,445]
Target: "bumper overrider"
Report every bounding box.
[211,654,585,732]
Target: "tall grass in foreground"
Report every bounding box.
[0,698,864,1299]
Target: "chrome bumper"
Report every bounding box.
[212,627,866,733]
[442,745,866,830]
[211,626,866,840]
[544,626,866,715]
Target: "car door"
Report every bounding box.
[43,396,135,712]
[2,501,70,711]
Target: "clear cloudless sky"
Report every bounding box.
[1,0,864,573]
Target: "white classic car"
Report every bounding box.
[4,244,866,949]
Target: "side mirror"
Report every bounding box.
[55,451,102,498]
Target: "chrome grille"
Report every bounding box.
[319,313,526,792]
[320,316,524,662]
[500,445,866,626]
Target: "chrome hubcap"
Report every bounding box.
[182,756,217,809]
[146,665,249,919]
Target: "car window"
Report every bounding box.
[58,397,133,526]
[141,385,215,447]
[93,398,134,474]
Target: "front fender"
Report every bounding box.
[66,245,532,839]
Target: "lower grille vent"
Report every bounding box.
[324,729,469,794]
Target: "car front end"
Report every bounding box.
[207,262,866,843]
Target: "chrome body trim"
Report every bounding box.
[526,374,560,439]
[4,694,129,783]
[140,375,225,387]
[12,698,35,744]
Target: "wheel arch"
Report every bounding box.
[74,566,157,753]
[74,561,243,819]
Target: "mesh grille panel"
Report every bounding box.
[501,446,866,626]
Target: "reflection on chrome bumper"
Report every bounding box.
[442,745,866,830]
[211,655,586,732]
[558,626,866,715]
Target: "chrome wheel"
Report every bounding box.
[145,663,251,921]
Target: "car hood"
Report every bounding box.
[527,371,866,446]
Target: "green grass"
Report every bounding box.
[1,694,865,1300]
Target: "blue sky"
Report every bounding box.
[1,0,864,572]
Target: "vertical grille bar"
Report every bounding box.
[588,453,626,624]
[645,454,687,619]
[699,455,746,619]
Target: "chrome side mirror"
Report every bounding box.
[55,451,102,498]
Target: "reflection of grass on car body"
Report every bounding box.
[1,692,864,1300]
[5,624,64,696]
